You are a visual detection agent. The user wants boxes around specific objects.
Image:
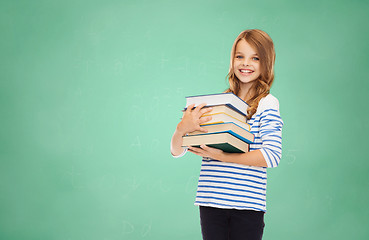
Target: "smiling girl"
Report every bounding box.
[170,29,283,240]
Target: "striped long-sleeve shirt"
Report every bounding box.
[174,94,283,212]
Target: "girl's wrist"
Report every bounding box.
[219,152,232,163]
[175,124,187,137]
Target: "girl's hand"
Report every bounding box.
[188,145,226,160]
[176,103,213,136]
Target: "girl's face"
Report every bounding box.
[233,39,261,85]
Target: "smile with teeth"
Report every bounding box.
[240,69,254,73]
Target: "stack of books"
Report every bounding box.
[181,93,254,153]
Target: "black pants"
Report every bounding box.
[199,206,265,240]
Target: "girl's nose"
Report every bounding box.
[242,60,250,66]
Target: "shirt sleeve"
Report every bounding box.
[171,147,188,158]
[258,98,284,168]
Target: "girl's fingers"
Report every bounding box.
[199,106,213,115]
[188,147,198,153]
[199,116,212,124]
[188,146,204,155]
[194,103,207,113]
[186,104,195,112]
[189,146,211,158]
[196,126,208,133]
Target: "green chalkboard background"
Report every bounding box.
[1,0,368,239]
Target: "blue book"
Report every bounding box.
[187,122,254,144]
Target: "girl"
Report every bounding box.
[170,29,283,240]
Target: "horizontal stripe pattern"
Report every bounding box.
[195,94,283,212]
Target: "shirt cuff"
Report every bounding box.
[260,148,272,168]
[171,147,188,158]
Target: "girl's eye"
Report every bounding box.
[235,56,259,60]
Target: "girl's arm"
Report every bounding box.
[188,146,268,167]
[170,103,213,157]
[222,150,268,167]
[170,128,187,157]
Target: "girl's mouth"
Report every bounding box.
[239,69,254,75]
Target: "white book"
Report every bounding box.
[185,93,249,116]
